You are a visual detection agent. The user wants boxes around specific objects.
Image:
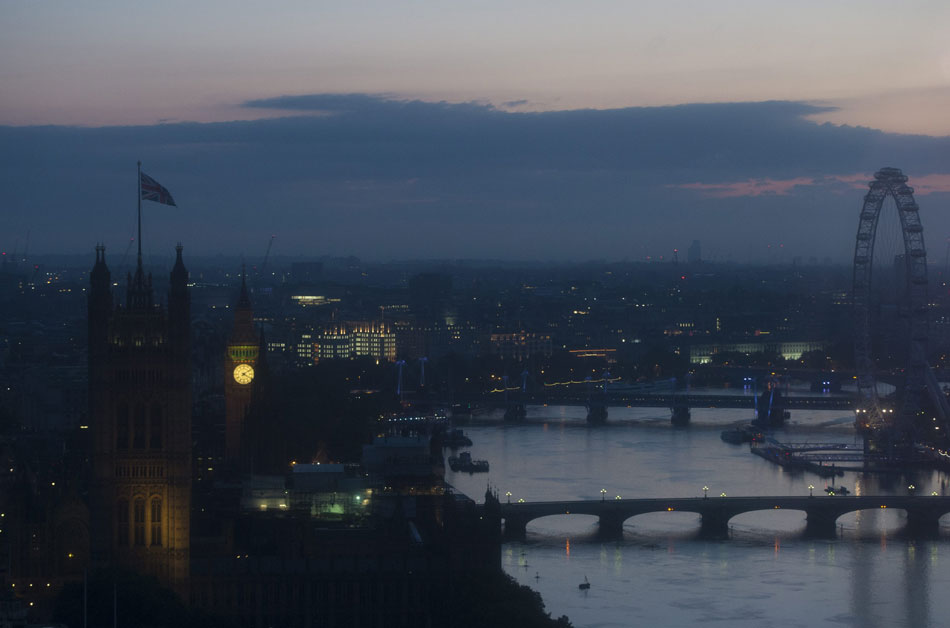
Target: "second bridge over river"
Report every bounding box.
[450,391,856,411]
[498,495,950,540]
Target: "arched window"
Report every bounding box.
[150,499,162,546]
[133,499,145,546]
[116,499,129,547]
[133,403,146,449]
[150,403,163,450]
[116,403,129,450]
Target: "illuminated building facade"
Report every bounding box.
[350,321,396,361]
[314,322,396,362]
[318,325,351,361]
[689,340,827,365]
[295,332,317,365]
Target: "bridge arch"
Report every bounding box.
[521,513,600,536]
[621,510,702,536]
[727,508,808,536]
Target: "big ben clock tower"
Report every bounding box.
[224,270,259,465]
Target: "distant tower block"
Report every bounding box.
[688,240,701,264]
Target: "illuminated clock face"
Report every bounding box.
[233,363,255,385]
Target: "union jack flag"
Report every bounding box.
[140,172,177,206]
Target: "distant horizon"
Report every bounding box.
[0,249,877,269]
[3,96,950,263]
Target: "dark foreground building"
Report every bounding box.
[87,244,192,597]
[2,244,506,627]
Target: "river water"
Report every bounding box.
[445,402,950,628]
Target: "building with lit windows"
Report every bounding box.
[313,322,396,362]
[295,332,317,365]
[318,325,352,361]
[689,340,827,365]
[350,321,396,361]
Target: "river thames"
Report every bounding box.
[445,402,950,628]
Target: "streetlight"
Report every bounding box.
[601,489,607,502]
[615,495,622,500]
[703,486,709,499]
[720,492,727,498]
[908,484,916,496]
[506,491,511,504]
[808,484,815,497]
[517,498,524,503]
[932,491,939,496]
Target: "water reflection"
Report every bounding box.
[903,541,929,628]
[449,407,950,627]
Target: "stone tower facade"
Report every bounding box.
[88,244,191,595]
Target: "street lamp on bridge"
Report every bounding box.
[703,486,709,499]
[809,484,815,497]
[720,492,727,498]
[601,489,607,502]
[506,491,511,504]
[908,484,916,496]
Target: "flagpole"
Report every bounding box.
[137,161,142,263]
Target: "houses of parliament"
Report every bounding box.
[1,243,501,627]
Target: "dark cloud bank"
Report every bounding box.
[2,95,950,261]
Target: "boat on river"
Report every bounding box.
[443,428,473,449]
[586,403,607,425]
[448,451,489,473]
[578,576,590,590]
[825,485,849,495]
[720,424,765,444]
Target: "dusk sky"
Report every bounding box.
[3,1,950,261]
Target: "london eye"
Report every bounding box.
[852,167,949,441]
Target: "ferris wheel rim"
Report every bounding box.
[852,167,929,430]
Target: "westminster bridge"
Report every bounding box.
[496,495,950,540]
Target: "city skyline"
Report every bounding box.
[8,5,950,626]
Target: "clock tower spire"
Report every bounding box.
[224,266,260,466]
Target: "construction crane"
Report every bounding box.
[261,235,276,276]
[118,237,135,278]
[8,239,18,272]
[22,230,29,268]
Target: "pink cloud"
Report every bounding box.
[820,172,950,195]
[674,177,815,198]
[673,172,950,198]
[901,173,950,195]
